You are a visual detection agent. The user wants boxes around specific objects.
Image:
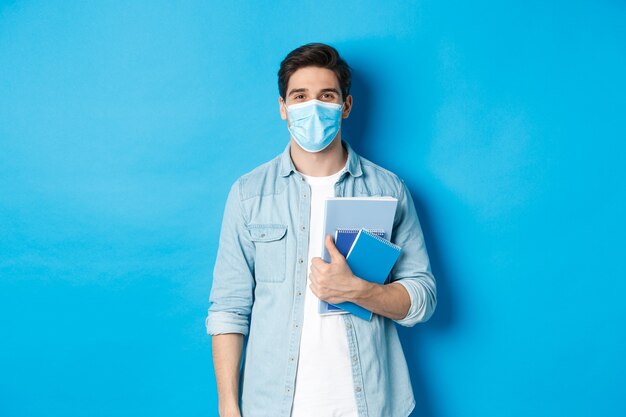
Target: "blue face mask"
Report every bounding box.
[285,99,344,153]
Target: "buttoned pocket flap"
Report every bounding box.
[247,224,288,242]
[246,224,288,283]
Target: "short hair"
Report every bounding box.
[278,43,352,101]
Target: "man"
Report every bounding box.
[206,43,436,417]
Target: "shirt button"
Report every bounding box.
[355,386,362,392]
[346,323,352,329]
[352,355,358,363]
[301,225,306,231]
[260,233,265,237]
[297,291,302,296]
[298,258,304,264]
[303,194,307,198]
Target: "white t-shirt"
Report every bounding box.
[290,166,359,417]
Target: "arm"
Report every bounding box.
[311,235,411,321]
[205,180,255,412]
[352,280,411,321]
[387,178,437,326]
[212,334,243,417]
[309,179,436,326]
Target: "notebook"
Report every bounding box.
[323,228,386,314]
[318,197,398,315]
[334,228,385,259]
[334,229,402,320]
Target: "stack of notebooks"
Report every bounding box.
[319,197,402,321]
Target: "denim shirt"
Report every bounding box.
[206,139,437,417]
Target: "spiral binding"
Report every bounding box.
[336,227,384,234]
[361,229,401,251]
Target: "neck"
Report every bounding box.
[290,135,347,176]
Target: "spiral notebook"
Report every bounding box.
[323,228,386,314]
[335,228,385,260]
[332,228,402,320]
[318,197,398,315]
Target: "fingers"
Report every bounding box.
[324,234,345,263]
[311,256,325,267]
[309,264,326,284]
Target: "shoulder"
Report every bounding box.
[357,154,406,198]
[230,153,285,200]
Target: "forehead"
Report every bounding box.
[287,66,340,92]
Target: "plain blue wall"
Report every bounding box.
[1,1,625,416]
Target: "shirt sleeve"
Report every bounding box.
[205,179,256,336]
[388,178,437,327]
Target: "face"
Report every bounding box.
[279,66,352,121]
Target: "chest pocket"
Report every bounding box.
[247,224,288,283]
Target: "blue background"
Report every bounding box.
[1,1,625,416]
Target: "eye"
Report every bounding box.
[294,94,305,101]
[321,93,336,101]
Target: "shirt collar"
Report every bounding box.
[279,139,363,178]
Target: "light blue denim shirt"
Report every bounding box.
[206,139,437,417]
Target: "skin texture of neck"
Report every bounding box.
[289,134,347,177]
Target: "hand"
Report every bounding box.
[309,234,365,304]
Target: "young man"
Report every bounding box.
[206,43,437,417]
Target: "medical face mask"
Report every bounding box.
[284,99,344,153]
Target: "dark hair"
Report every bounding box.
[278,43,352,101]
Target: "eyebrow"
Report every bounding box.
[287,87,341,96]
[287,88,308,96]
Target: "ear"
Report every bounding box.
[342,95,353,119]
[279,97,287,120]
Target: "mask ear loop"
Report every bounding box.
[282,99,291,127]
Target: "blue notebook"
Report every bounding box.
[335,228,385,258]
[318,197,398,315]
[333,229,402,321]
[324,228,386,314]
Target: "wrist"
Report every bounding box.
[351,276,376,303]
[219,403,240,417]
[218,397,240,413]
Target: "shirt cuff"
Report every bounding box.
[205,310,250,336]
[392,278,433,327]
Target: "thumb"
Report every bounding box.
[325,234,345,263]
